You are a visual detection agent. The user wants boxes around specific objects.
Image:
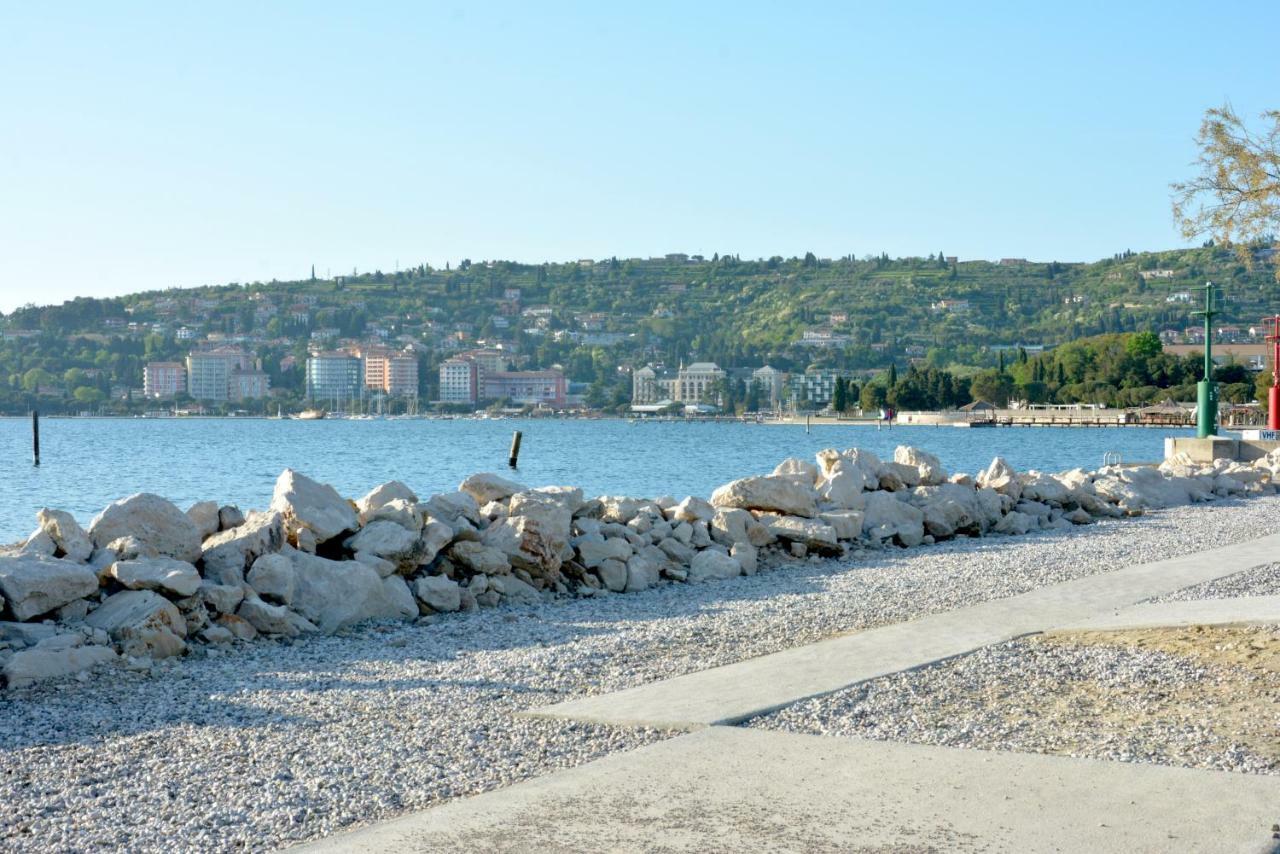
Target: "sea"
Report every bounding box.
[0,417,1194,544]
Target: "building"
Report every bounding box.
[186,348,254,401]
[483,370,567,407]
[632,365,668,404]
[675,362,726,405]
[361,347,420,397]
[789,369,853,408]
[230,369,270,402]
[306,351,363,402]
[439,358,479,404]
[143,362,186,399]
[751,366,785,408]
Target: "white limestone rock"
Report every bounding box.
[532,486,586,516]
[624,552,662,592]
[415,574,462,612]
[487,573,542,605]
[356,481,419,525]
[894,446,947,486]
[36,508,93,562]
[186,501,221,539]
[200,511,286,584]
[458,472,526,505]
[0,555,99,622]
[236,598,318,637]
[4,643,117,689]
[576,537,633,568]
[448,541,512,576]
[365,498,425,532]
[709,508,773,548]
[246,553,296,605]
[481,496,571,581]
[199,581,245,615]
[862,492,925,547]
[710,475,818,518]
[817,462,868,510]
[344,520,423,571]
[107,557,202,598]
[422,491,481,528]
[687,550,742,583]
[86,590,187,658]
[286,549,415,633]
[765,517,841,556]
[596,558,628,592]
[270,469,358,544]
[772,457,820,484]
[218,505,246,531]
[88,493,202,563]
[978,457,1022,501]
[730,542,758,575]
[819,510,865,540]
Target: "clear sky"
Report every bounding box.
[2,1,1277,312]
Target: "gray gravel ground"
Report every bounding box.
[3,495,1279,852]
[750,627,1280,776]
[1146,561,1280,603]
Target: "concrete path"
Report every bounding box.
[529,533,1280,729]
[294,727,1280,854]
[1059,595,1280,632]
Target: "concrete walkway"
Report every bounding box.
[528,533,1280,729]
[1059,595,1280,632]
[296,727,1280,853]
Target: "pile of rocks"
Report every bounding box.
[2,445,1275,689]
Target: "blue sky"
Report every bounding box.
[2,1,1277,311]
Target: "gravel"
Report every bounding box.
[1146,561,1280,603]
[749,625,1280,776]
[3,495,1279,852]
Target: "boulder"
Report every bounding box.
[0,555,99,621]
[106,557,202,598]
[186,501,221,539]
[687,550,742,583]
[356,481,418,524]
[365,498,425,532]
[448,541,512,575]
[88,493,202,563]
[17,529,57,557]
[532,486,586,516]
[86,590,187,658]
[200,511,286,584]
[994,510,1036,536]
[710,475,818,518]
[709,508,773,548]
[287,549,416,632]
[731,542,758,575]
[270,469,358,544]
[766,517,841,556]
[772,457,820,484]
[879,463,918,490]
[624,552,662,592]
[894,446,947,486]
[419,520,456,566]
[819,510,864,540]
[199,581,244,615]
[422,491,481,528]
[978,457,1022,500]
[670,496,715,524]
[841,448,886,483]
[598,496,644,523]
[817,462,868,510]
[481,497,571,582]
[1019,472,1072,506]
[415,574,462,612]
[236,599,318,637]
[658,537,696,564]
[458,472,526,505]
[353,552,398,578]
[246,553,296,605]
[576,537,634,568]
[909,483,995,538]
[344,521,423,571]
[36,509,93,562]
[4,644,117,689]
[218,505,246,531]
[596,558,628,592]
[862,492,925,547]
[216,613,258,641]
[487,573,542,605]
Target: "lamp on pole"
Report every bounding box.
[1191,281,1220,438]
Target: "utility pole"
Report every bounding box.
[1265,314,1280,431]
[1192,282,1220,438]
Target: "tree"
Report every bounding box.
[832,376,848,412]
[887,362,898,387]
[969,370,1015,406]
[860,382,886,412]
[1172,104,1280,277]
[1125,330,1163,359]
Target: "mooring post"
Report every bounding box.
[31,409,40,466]
[508,430,522,468]
[805,414,810,434]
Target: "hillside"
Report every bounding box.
[0,245,1275,414]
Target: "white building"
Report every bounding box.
[439,358,478,404]
[751,365,785,408]
[675,362,726,405]
[144,362,186,399]
[187,348,254,401]
[306,352,362,402]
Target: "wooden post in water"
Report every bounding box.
[508,430,523,468]
[31,409,40,466]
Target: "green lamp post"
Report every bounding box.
[1191,281,1219,438]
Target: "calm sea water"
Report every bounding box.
[0,417,1193,544]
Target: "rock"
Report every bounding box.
[1019,472,1072,506]
[894,446,947,486]
[576,537,633,568]
[295,528,318,554]
[186,501,221,539]
[978,457,1022,500]
[270,469,358,544]
[216,613,258,641]
[0,621,60,647]
[731,542,758,575]
[106,557,202,597]
[481,497,571,582]
[200,511,286,584]
[458,472,526,505]
[199,626,235,644]
[994,510,1035,536]
[380,575,418,620]
[218,505,246,531]
[36,509,93,562]
[710,508,773,548]
[422,491,481,528]
[199,581,244,615]
[671,521,693,544]
[487,573,542,604]
[414,574,462,612]
[772,457,820,484]
[448,541,512,575]
[624,553,662,592]
[246,553,296,605]
[344,521,423,571]
[819,510,864,540]
[658,537,696,564]
[596,558,628,592]
[354,552,398,578]
[4,644,116,688]
[710,475,818,518]
[18,529,57,557]
[365,498,424,531]
[237,598,318,637]
[909,483,997,538]
[766,516,841,555]
[817,462,868,510]
[532,486,586,516]
[879,463,917,490]
[598,496,643,523]
[0,555,99,621]
[418,520,455,566]
[104,535,157,561]
[287,549,416,633]
[1065,507,1094,525]
[88,493,202,563]
[356,481,419,524]
[86,590,187,658]
[687,550,741,582]
[862,492,925,547]
[840,448,887,483]
[57,599,91,622]
[789,542,808,558]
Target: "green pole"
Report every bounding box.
[1193,282,1218,438]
